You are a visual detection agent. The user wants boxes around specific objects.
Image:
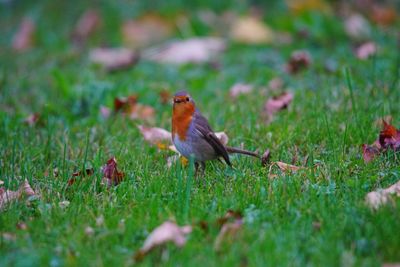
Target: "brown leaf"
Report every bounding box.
[129,104,155,121]
[24,113,40,126]
[263,92,293,123]
[0,179,36,210]
[344,14,371,40]
[379,120,400,151]
[122,14,173,48]
[12,17,35,52]
[229,83,253,99]
[67,167,94,186]
[144,37,225,65]
[16,222,28,230]
[274,161,302,172]
[355,42,377,60]
[72,9,101,44]
[159,90,171,104]
[362,144,380,163]
[365,180,400,209]
[230,16,274,44]
[101,157,124,186]
[286,50,311,74]
[216,210,243,226]
[138,125,172,147]
[134,221,192,261]
[89,48,139,72]
[286,0,331,14]
[114,95,138,113]
[370,5,397,26]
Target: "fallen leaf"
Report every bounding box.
[114,95,138,112]
[159,90,171,104]
[370,5,397,26]
[101,157,124,186]
[263,92,293,123]
[16,222,27,230]
[0,179,36,210]
[229,83,253,99]
[24,113,40,126]
[138,125,172,147]
[374,116,392,128]
[72,9,101,44]
[122,14,173,48]
[382,263,400,267]
[379,120,400,151]
[144,37,225,64]
[362,144,380,163]
[286,50,311,74]
[355,42,377,60]
[12,17,35,52]
[134,221,192,261]
[365,180,400,209]
[344,14,371,40]
[230,16,274,44]
[274,161,303,172]
[89,48,139,72]
[214,210,243,251]
[129,104,155,121]
[261,149,271,166]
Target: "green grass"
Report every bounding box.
[1,1,400,266]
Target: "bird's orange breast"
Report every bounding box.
[172,103,195,141]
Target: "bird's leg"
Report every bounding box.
[194,161,206,177]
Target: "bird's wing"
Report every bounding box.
[193,113,231,166]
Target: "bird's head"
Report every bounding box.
[172,91,195,117]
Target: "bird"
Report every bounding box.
[171,91,259,174]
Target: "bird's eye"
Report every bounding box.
[186,97,190,101]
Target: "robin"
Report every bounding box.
[172,91,259,174]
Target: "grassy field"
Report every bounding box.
[1,0,399,266]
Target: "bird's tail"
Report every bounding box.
[225,146,260,159]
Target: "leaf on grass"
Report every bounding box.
[286,0,331,14]
[144,37,225,64]
[0,179,36,210]
[214,210,243,251]
[159,90,171,104]
[134,221,192,261]
[355,42,377,60]
[113,95,155,121]
[370,5,397,26]
[24,113,40,126]
[89,48,139,72]
[262,92,293,123]
[138,125,172,147]
[166,155,189,168]
[274,161,303,172]
[72,9,101,44]
[286,50,312,74]
[230,16,274,44]
[362,144,380,163]
[344,14,371,40]
[365,180,400,209]
[101,157,124,186]
[12,17,35,52]
[122,14,173,48]
[229,83,253,99]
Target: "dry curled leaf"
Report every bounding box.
[72,9,101,44]
[113,95,155,121]
[286,50,311,74]
[0,179,36,210]
[122,14,173,48]
[230,16,274,44]
[138,125,172,147]
[12,17,35,52]
[101,157,124,186]
[89,48,139,72]
[144,37,225,64]
[67,167,94,186]
[362,144,380,163]
[274,161,303,172]
[365,180,400,209]
[370,5,397,26]
[229,83,253,99]
[263,92,293,123]
[134,221,192,261]
[355,42,377,60]
[344,14,371,40]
